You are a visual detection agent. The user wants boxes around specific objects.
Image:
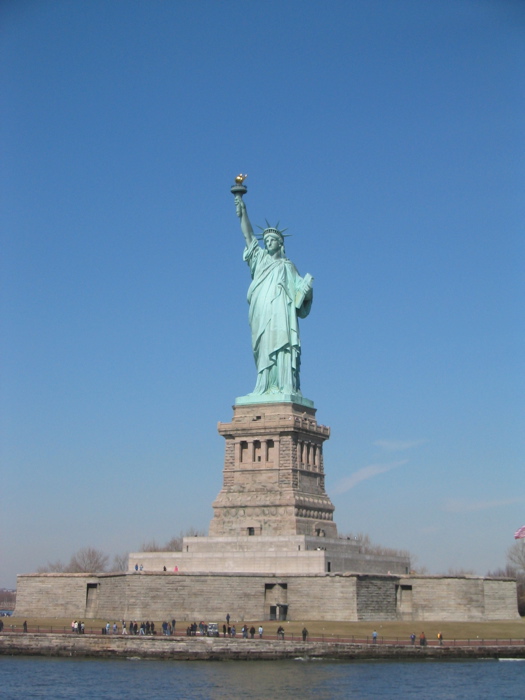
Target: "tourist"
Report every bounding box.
[249,626,255,639]
[258,625,263,639]
[302,627,308,642]
[437,631,443,645]
[410,633,416,645]
[419,632,426,646]
[277,625,284,640]
[372,629,377,643]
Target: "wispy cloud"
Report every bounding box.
[444,497,524,513]
[374,439,426,452]
[332,460,407,495]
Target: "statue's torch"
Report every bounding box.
[231,174,248,215]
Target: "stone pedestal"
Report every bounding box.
[209,402,337,538]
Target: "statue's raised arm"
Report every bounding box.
[234,195,255,247]
[230,176,314,407]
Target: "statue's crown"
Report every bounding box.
[256,220,290,242]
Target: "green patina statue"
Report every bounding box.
[232,177,314,406]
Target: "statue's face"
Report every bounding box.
[264,236,282,257]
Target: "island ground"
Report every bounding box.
[4,616,524,644]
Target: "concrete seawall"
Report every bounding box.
[1,634,525,661]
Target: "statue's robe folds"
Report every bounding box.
[244,239,312,396]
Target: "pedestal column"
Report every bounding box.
[209,402,337,538]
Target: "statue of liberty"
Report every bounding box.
[232,177,314,405]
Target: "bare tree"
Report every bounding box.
[140,528,206,553]
[0,589,16,610]
[505,542,525,617]
[507,541,525,572]
[445,567,476,576]
[408,555,428,575]
[140,539,162,552]
[486,565,518,579]
[412,565,429,575]
[340,531,410,560]
[37,559,67,573]
[68,547,109,573]
[112,552,129,572]
[37,548,109,574]
[163,536,184,551]
[164,527,206,551]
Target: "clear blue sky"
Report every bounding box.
[1,0,524,589]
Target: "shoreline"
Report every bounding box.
[1,633,525,661]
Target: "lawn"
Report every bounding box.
[5,616,524,643]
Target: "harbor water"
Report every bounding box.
[1,656,524,699]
